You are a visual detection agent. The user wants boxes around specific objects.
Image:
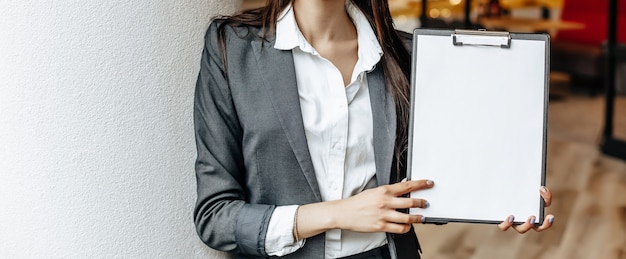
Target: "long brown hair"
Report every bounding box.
[215,0,411,180]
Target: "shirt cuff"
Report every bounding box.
[265,205,306,256]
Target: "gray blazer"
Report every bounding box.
[194,22,420,259]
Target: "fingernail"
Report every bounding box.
[508,215,515,223]
[424,201,430,209]
[421,216,426,223]
[549,216,555,224]
[530,217,536,225]
[426,180,434,186]
[540,186,548,193]
[401,178,408,182]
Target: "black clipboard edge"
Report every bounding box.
[422,217,542,227]
[407,28,550,226]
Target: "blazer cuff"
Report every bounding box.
[235,204,276,257]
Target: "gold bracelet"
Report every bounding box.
[293,206,300,242]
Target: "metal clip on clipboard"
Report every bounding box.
[452,29,511,48]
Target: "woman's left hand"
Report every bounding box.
[497,186,554,233]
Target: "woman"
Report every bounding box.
[193,0,554,258]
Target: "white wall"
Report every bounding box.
[0,1,240,258]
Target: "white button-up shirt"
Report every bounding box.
[264,1,386,258]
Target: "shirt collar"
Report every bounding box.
[274,1,383,70]
[274,4,301,51]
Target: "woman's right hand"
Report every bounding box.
[332,180,434,234]
[297,180,434,239]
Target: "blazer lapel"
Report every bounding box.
[368,65,397,187]
[251,39,322,202]
[370,70,421,259]
[250,38,395,197]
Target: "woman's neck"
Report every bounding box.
[292,0,356,45]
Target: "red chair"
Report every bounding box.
[551,0,626,91]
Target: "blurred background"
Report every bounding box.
[0,0,623,258]
[242,1,626,258]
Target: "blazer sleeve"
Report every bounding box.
[193,22,275,257]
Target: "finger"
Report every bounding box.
[533,215,555,232]
[498,215,515,231]
[540,186,552,207]
[386,197,429,209]
[383,210,423,225]
[386,180,434,196]
[513,216,536,234]
[382,222,414,234]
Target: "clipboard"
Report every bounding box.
[407,29,549,225]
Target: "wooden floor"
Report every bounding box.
[413,78,626,259]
